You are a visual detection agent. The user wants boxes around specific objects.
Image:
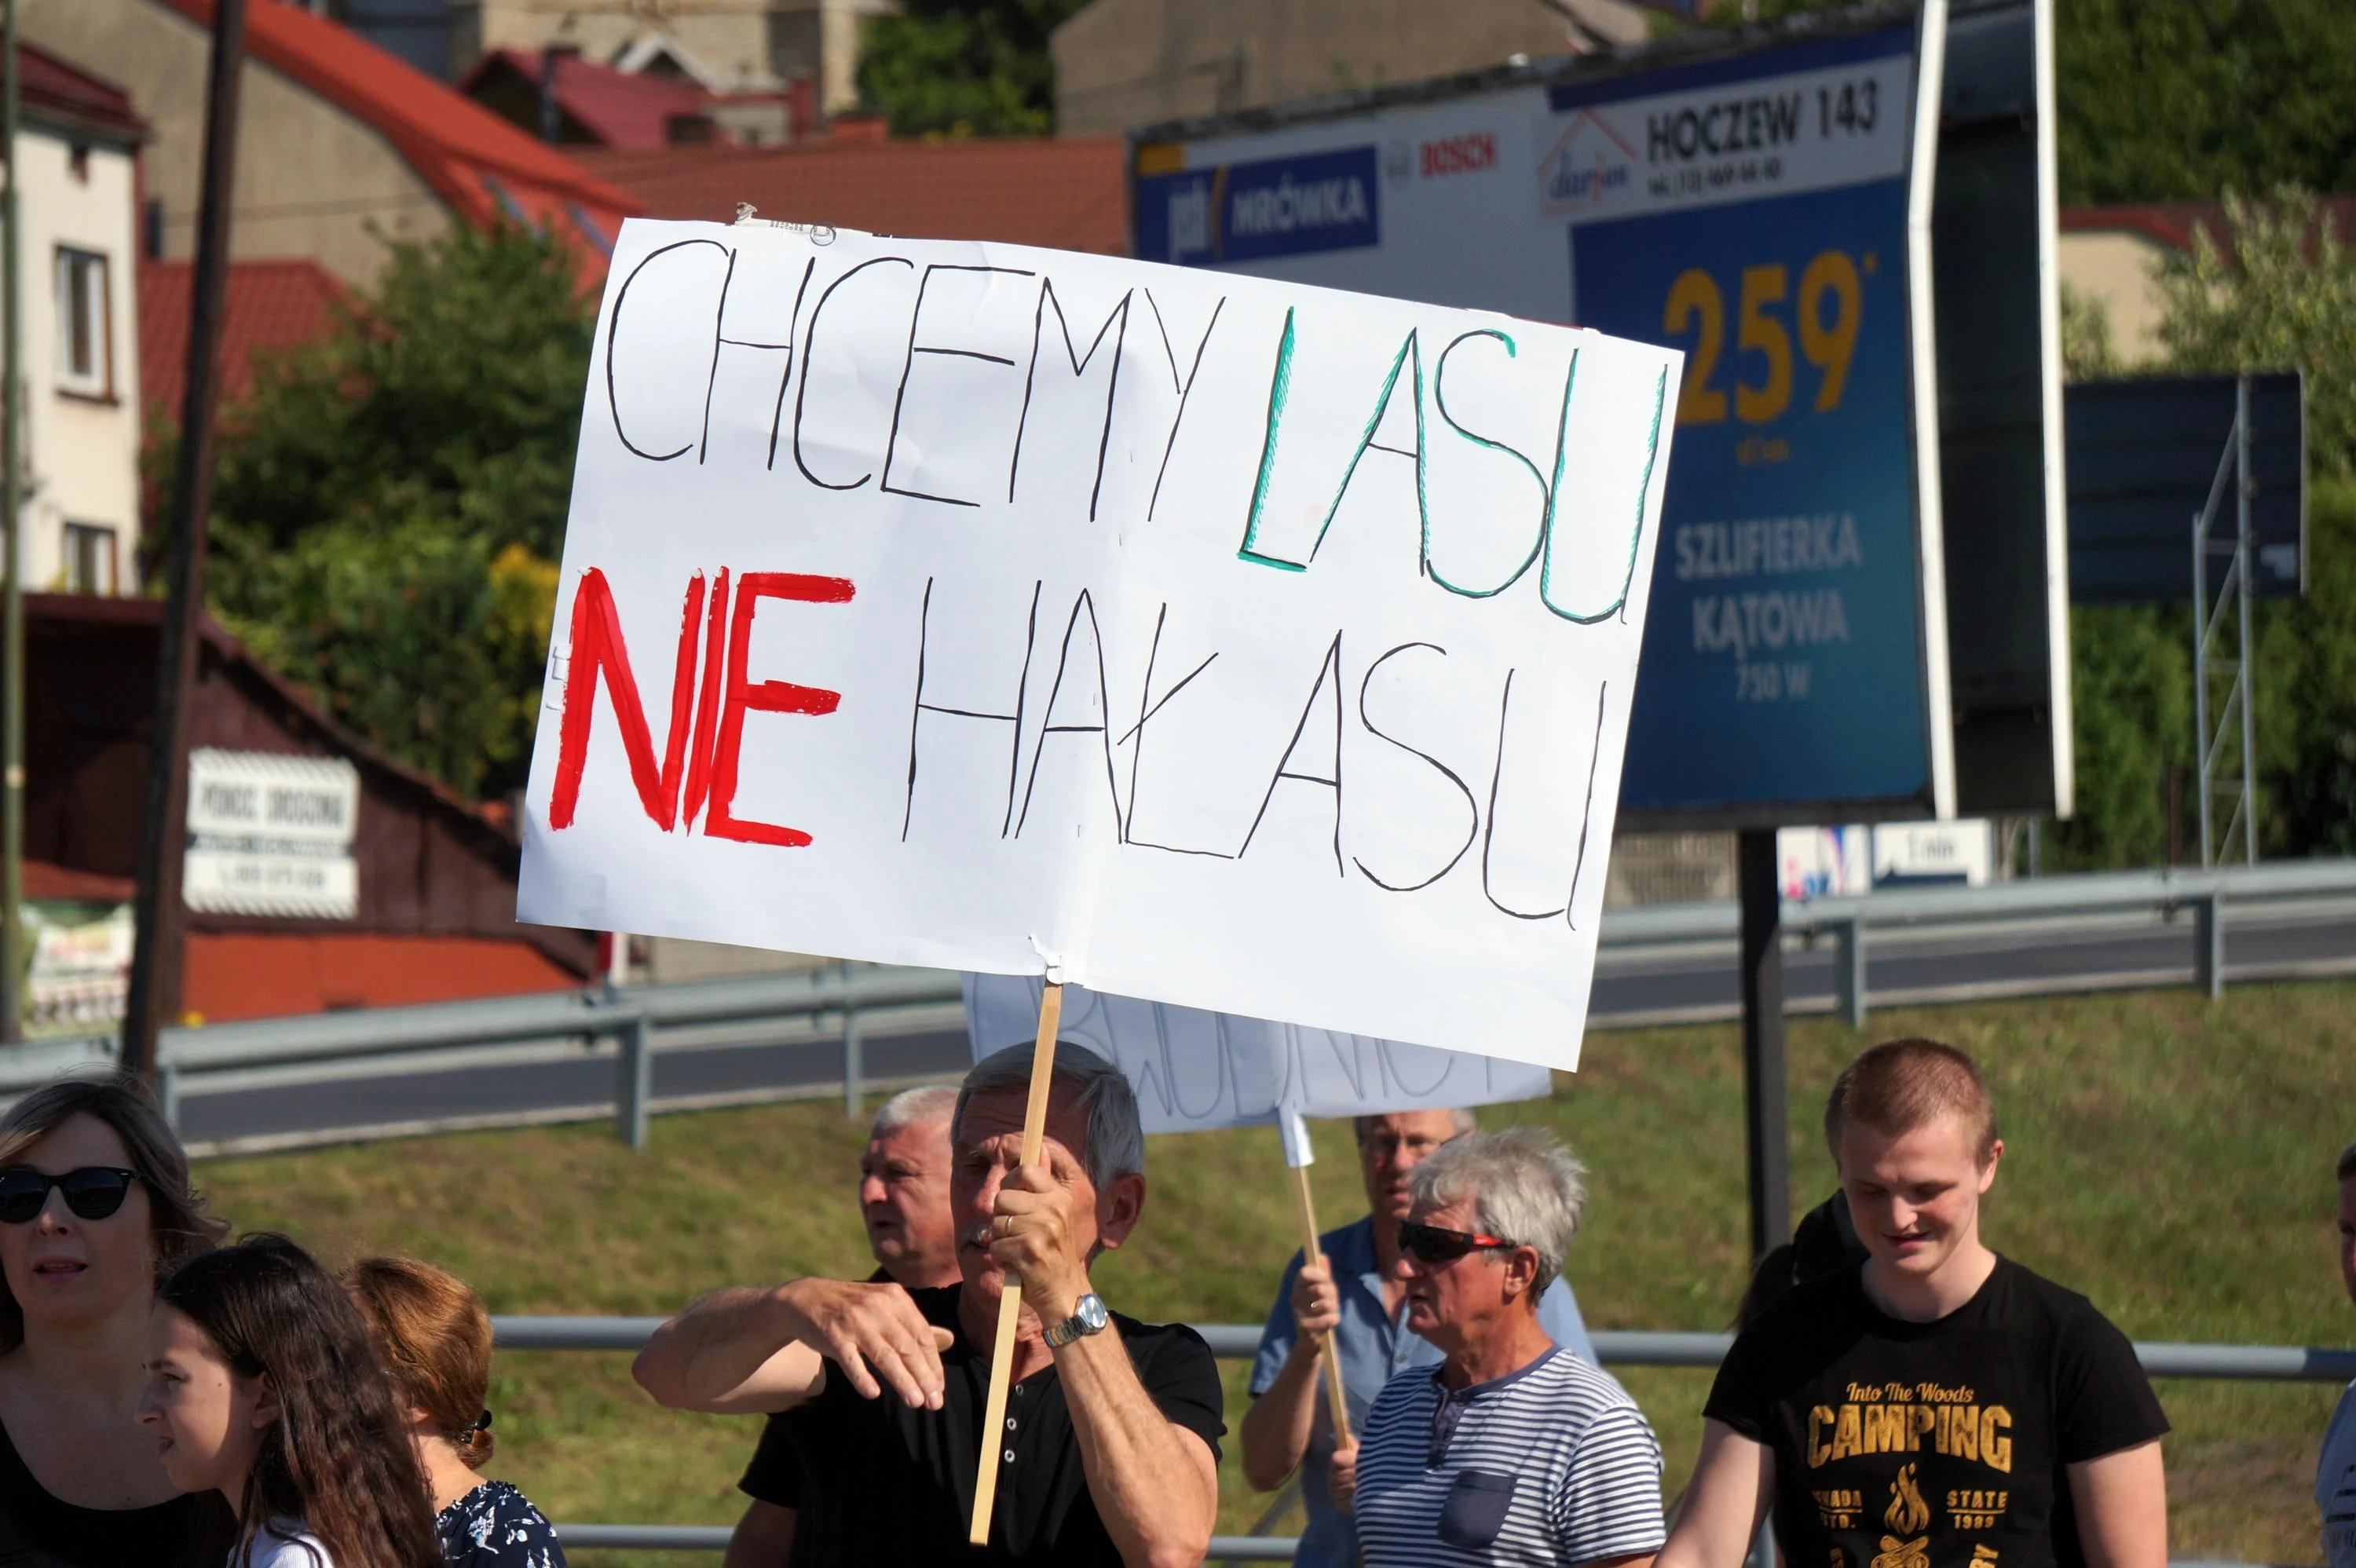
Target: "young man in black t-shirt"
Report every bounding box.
[1655,1038,2169,1568]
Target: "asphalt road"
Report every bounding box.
[176,905,2356,1155]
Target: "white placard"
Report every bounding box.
[184,748,360,919]
[964,974,1555,1136]
[519,218,1679,1069]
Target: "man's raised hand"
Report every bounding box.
[776,1277,955,1409]
[1291,1255,1341,1344]
[990,1142,1092,1323]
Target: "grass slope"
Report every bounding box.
[195,981,2356,1566]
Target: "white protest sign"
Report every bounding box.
[518,218,1679,1069]
[964,973,1554,1136]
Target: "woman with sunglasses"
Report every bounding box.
[0,1072,229,1566]
[139,1233,444,1567]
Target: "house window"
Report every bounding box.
[56,248,111,397]
[64,523,117,595]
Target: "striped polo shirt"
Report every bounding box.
[1355,1347,1666,1566]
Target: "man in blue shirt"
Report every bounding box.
[1241,1109,1596,1567]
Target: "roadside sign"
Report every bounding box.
[1546,22,1944,820]
[1131,0,2072,827]
[2065,372,2307,603]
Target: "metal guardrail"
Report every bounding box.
[0,857,2339,1139]
[495,1316,2356,1555]
[108,856,2356,1138]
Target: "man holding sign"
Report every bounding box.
[1244,1109,1597,1566]
[634,1044,1221,1566]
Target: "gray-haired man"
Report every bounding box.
[1245,1110,1597,1567]
[726,1084,962,1567]
[1348,1128,1663,1568]
[635,1044,1224,1566]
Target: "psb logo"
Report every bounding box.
[1139,147,1380,266]
[1538,108,1637,213]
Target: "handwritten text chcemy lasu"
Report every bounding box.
[520,220,1682,1067]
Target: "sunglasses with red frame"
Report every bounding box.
[1397,1219,1518,1266]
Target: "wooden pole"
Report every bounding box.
[123,0,247,1077]
[967,978,1062,1547]
[1288,1161,1352,1443]
[2,0,25,1046]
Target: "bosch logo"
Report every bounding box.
[1419,132,1498,177]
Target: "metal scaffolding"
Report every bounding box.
[2192,377,2259,867]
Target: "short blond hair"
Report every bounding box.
[1824,1039,1999,1166]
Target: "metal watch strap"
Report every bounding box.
[1045,1293,1108,1348]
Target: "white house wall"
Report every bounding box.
[11,125,142,593]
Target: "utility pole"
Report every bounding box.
[123,0,246,1079]
[1736,827,1789,1263]
[1,0,24,1047]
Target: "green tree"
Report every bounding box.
[2055,192,2356,863]
[856,0,1090,136]
[190,222,587,799]
[2057,0,2356,205]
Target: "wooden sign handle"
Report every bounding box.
[968,980,1063,1547]
[1290,1161,1352,1445]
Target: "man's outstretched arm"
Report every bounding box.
[633,1278,953,1414]
[1653,1420,1773,1568]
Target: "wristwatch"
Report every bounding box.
[1044,1292,1110,1348]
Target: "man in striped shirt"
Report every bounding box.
[1344,1129,1665,1567]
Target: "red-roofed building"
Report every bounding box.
[2059,197,2356,365]
[459,47,818,151]
[24,0,642,287]
[8,42,148,597]
[137,258,346,414]
[577,137,1130,257]
[27,593,595,1032]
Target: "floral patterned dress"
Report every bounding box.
[434,1481,567,1568]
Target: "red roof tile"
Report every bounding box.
[460,48,717,152]
[575,137,1129,257]
[26,861,136,904]
[2062,197,2356,256]
[159,0,642,275]
[19,44,146,142]
[139,258,347,414]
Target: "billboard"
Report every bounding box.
[1132,0,2070,827]
[1546,24,1944,817]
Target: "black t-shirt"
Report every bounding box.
[739,1269,894,1519]
[0,1418,207,1568]
[768,1282,1223,1566]
[1705,1256,2168,1568]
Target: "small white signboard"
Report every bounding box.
[965,973,1555,1135]
[520,219,1679,1069]
[184,748,360,919]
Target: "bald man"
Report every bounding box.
[725,1084,960,1568]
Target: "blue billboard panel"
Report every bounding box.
[1574,181,1926,809]
[1539,18,1935,816]
[1136,146,1380,268]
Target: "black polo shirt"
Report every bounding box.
[740,1269,892,1523]
[760,1282,1224,1566]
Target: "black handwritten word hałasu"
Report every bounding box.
[551,236,1667,933]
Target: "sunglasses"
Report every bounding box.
[0,1168,141,1225]
[1398,1220,1516,1266]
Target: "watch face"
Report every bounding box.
[1080,1294,1109,1331]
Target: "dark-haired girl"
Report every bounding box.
[0,1071,225,1566]
[137,1234,442,1568]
